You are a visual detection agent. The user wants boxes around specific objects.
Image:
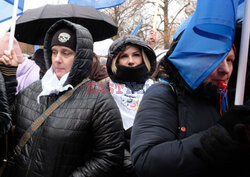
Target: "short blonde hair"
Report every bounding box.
[111,46,151,74]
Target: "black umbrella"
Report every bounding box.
[14,4,117,45]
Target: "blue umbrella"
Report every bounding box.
[169,0,240,90]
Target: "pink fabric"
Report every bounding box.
[0,32,23,63]
[0,33,40,94]
[16,57,40,94]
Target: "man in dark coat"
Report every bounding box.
[1,19,124,177]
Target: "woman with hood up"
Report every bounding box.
[0,19,124,177]
[106,35,156,177]
[130,1,250,177]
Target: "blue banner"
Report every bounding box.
[169,0,240,90]
[174,0,244,40]
[68,0,126,9]
[0,0,24,23]
[237,0,245,22]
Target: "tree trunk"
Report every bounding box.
[163,0,170,49]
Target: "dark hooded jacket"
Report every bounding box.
[130,31,250,177]
[106,35,156,177]
[106,35,156,85]
[4,20,124,177]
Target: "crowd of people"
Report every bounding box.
[0,0,250,177]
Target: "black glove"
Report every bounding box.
[193,105,250,163]
[193,127,250,176]
[218,105,250,142]
[244,99,250,106]
[193,127,237,166]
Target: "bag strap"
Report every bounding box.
[14,78,89,156]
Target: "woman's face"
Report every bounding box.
[117,45,143,67]
[203,48,235,86]
[51,46,75,80]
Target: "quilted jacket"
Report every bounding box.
[0,69,15,135]
[5,20,124,177]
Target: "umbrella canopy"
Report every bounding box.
[14,4,117,45]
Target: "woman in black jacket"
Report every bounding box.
[1,19,124,177]
[130,1,250,176]
[106,35,156,177]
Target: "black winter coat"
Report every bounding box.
[131,54,250,177]
[4,20,124,177]
[0,65,17,135]
[131,82,228,177]
[131,19,250,177]
[0,65,17,173]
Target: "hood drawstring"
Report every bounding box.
[218,81,228,115]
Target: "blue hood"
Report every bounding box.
[169,0,242,90]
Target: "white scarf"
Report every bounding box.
[109,79,155,130]
[37,67,73,104]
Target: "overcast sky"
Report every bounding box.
[0,0,68,37]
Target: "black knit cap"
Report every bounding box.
[51,28,76,51]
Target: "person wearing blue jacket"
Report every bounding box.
[130,0,250,177]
